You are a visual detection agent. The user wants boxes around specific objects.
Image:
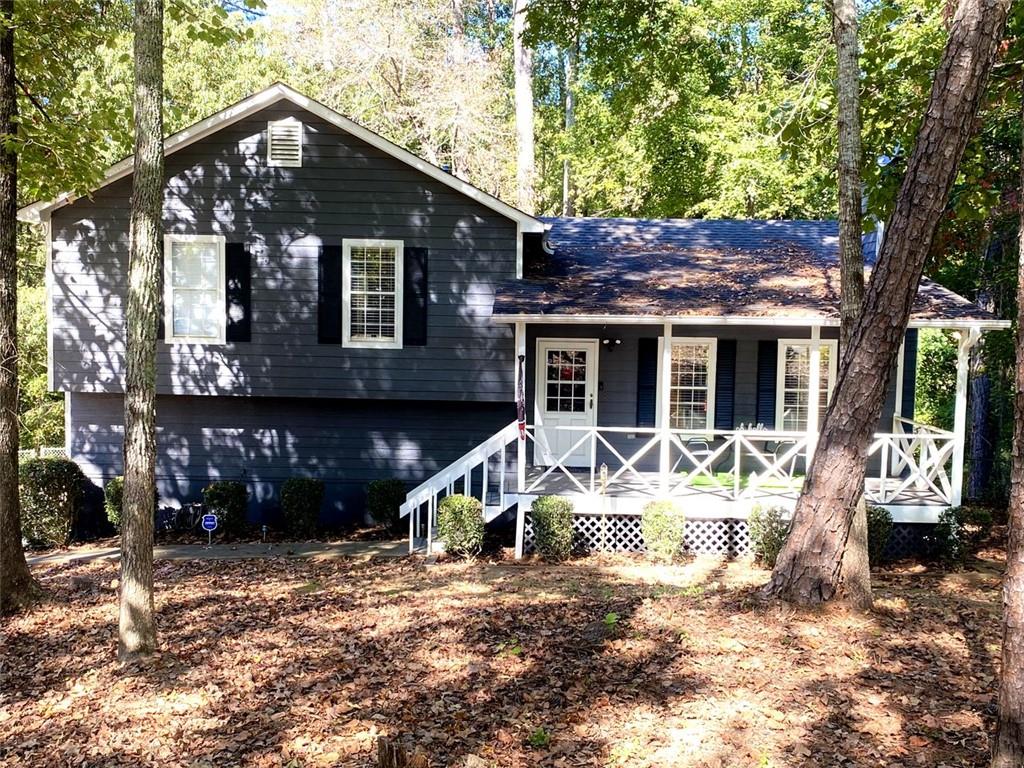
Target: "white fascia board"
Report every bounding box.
[490,313,1011,330]
[19,83,544,234]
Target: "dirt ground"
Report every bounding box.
[0,550,1006,767]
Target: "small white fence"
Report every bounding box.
[18,446,67,460]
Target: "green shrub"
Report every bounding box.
[866,505,893,566]
[926,506,994,567]
[366,478,407,532]
[641,500,686,561]
[19,457,85,547]
[281,477,324,538]
[437,494,484,557]
[103,475,160,530]
[748,505,790,568]
[104,476,124,528]
[531,496,574,560]
[202,480,248,537]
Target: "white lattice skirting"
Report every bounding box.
[522,514,751,556]
[522,515,928,559]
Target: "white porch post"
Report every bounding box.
[951,327,982,507]
[515,320,526,494]
[659,321,673,494]
[514,320,527,560]
[806,326,822,458]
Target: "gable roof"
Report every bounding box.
[18,82,544,232]
[492,217,1009,329]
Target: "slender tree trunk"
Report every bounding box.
[969,228,997,501]
[119,0,163,659]
[513,0,535,214]
[0,0,39,616]
[766,0,1011,604]
[989,75,1024,768]
[831,0,871,609]
[561,41,577,217]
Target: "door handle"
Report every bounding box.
[589,394,594,410]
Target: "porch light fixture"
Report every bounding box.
[600,329,622,351]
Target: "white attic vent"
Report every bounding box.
[267,118,302,167]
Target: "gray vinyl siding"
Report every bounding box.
[68,391,513,523]
[50,100,516,402]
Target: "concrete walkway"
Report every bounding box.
[27,539,407,566]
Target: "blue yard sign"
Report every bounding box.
[202,513,218,547]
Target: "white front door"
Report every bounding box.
[535,339,599,467]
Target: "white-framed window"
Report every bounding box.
[163,234,226,344]
[267,118,302,167]
[657,338,717,431]
[776,339,839,431]
[342,238,403,349]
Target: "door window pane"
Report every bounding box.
[545,348,588,412]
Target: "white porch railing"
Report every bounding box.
[399,417,956,555]
[18,446,67,461]
[399,421,520,554]
[522,419,956,506]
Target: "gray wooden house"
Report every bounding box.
[20,84,1007,556]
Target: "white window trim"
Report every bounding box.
[775,338,839,430]
[267,117,303,167]
[655,337,717,432]
[163,234,226,344]
[342,238,404,349]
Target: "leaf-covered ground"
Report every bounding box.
[0,552,1004,767]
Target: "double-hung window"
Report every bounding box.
[164,234,226,343]
[776,339,838,431]
[659,338,717,431]
[342,238,403,348]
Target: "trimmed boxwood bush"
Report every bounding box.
[866,505,893,566]
[202,480,248,538]
[103,475,160,530]
[20,457,85,547]
[641,500,686,561]
[437,494,484,556]
[367,478,407,532]
[281,477,324,537]
[531,495,574,560]
[748,504,790,568]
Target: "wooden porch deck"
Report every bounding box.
[520,467,949,509]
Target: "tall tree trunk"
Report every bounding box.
[0,0,39,615]
[119,0,163,659]
[831,0,871,609]
[561,41,577,217]
[968,227,997,501]
[513,0,535,214]
[766,0,1011,605]
[990,83,1024,768]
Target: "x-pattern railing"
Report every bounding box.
[526,424,953,505]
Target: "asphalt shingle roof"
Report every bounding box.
[492,217,999,325]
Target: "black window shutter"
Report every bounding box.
[156,246,165,340]
[318,244,344,344]
[901,329,918,419]
[225,243,251,343]
[756,339,777,428]
[403,246,428,346]
[636,338,659,427]
[714,339,736,429]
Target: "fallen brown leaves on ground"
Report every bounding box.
[0,552,1004,767]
